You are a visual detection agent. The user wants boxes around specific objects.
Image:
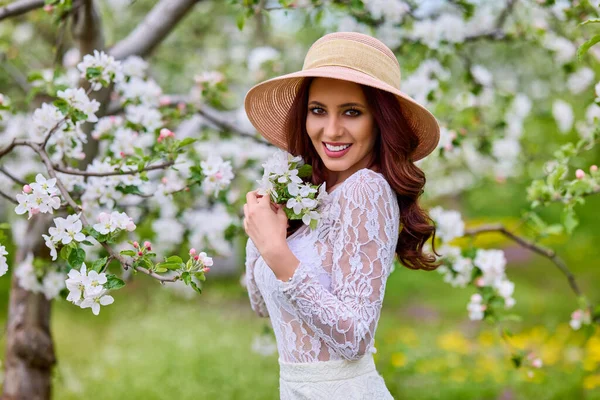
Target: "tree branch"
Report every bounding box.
[0,188,17,205]
[0,0,44,22]
[53,160,175,177]
[0,166,27,186]
[109,0,203,60]
[0,139,36,159]
[463,223,594,315]
[35,145,178,283]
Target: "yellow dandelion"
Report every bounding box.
[437,331,470,355]
[391,352,407,368]
[583,374,600,390]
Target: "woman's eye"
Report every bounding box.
[346,109,360,117]
[310,107,324,115]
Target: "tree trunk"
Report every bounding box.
[2,216,56,400]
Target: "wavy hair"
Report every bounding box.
[284,77,441,271]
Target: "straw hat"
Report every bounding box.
[244,31,440,161]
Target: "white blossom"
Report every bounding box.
[77,50,123,91]
[429,206,464,243]
[57,88,101,122]
[0,244,8,277]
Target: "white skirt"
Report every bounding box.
[278,354,394,400]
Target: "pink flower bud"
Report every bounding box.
[133,241,139,248]
[194,255,199,261]
[444,143,453,151]
[480,305,487,311]
[120,152,126,158]
[110,116,116,122]
[527,370,534,379]
[161,177,168,184]
[189,248,197,255]
[475,277,485,287]
[23,184,32,193]
[571,309,582,320]
[144,241,151,248]
[31,207,40,215]
[576,169,585,179]
[215,171,223,179]
[184,187,190,192]
[203,267,210,273]
[177,102,186,111]
[532,358,543,368]
[591,165,598,173]
[159,128,170,136]
[138,251,143,256]
[43,4,53,12]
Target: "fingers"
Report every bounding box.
[246,190,257,205]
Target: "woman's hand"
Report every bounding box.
[243,190,289,258]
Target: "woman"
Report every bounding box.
[242,32,441,399]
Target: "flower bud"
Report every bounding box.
[43,4,53,12]
[591,165,598,173]
[189,248,197,256]
[133,241,139,248]
[203,267,210,273]
[138,251,143,256]
[194,255,199,261]
[31,207,40,215]
[126,221,136,231]
[532,358,543,368]
[23,184,32,193]
[576,169,585,179]
[144,241,151,250]
[120,151,126,158]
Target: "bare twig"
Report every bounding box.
[0,188,17,205]
[0,139,36,159]
[0,0,44,22]
[0,166,27,186]
[53,161,175,177]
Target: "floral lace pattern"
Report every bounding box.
[245,168,400,363]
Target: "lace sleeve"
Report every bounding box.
[277,171,399,360]
[245,237,269,318]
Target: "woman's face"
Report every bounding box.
[306,77,377,183]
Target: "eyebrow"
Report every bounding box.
[308,101,366,108]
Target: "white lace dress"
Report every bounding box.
[245,168,399,400]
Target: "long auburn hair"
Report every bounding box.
[284,77,441,271]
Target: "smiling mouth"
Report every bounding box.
[323,142,352,152]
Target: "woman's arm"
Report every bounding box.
[273,172,399,360]
[245,237,270,318]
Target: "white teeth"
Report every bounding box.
[324,143,351,152]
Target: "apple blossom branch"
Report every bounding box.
[35,146,180,284]
[464,223,599,323]
[0,135,180,284]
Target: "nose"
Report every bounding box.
[324,113,343,140]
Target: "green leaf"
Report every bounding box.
[60,245,72,261]
[156,262,182,270]
[195,272,206,282]
[511,352,523,368]
[577,34,600,61]
[105,274,125,290]
[0,222,11,230]
[178,138,197,149]
[81,240,94,246]
[120,249,137,257]
[116,184,144,195]
[562,208,579,235]
[91,257,108,273]
[68,247,86,269]
[155,267,168,273]
[297,164,313,178]
[181,271,191,285]
[166,255,183,264]
[189,280,202,294]
[236,13,245,30]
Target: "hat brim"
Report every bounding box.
[244,65,440,161]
